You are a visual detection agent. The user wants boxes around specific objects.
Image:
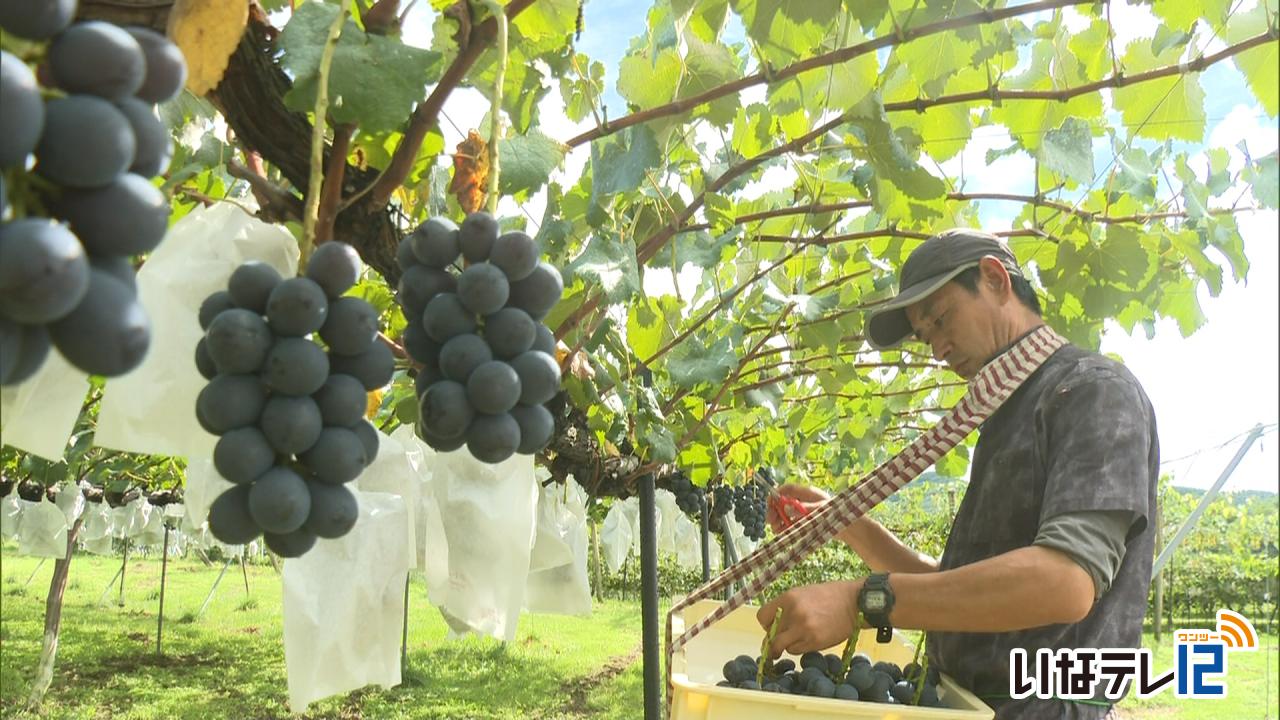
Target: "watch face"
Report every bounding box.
[864,591,886,611]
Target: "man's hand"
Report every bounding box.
[756,580,863,658]
[765,484,830,534]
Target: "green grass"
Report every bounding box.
[1112,630,1278,720]
[1,549,1274,719]
[0,549,652,719]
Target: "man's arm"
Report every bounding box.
[889,544,1094,631]
[839,515,939,574]
[759,545,1095,657]
[769,485,938,574]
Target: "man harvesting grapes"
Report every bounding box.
[758,228,1159,720]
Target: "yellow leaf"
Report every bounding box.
[167,0,249,96]
[366,389,383,419]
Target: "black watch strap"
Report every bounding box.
[859,572,895,643]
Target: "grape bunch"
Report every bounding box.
[396,211,564,464]
[707,483,734,533]
[733,482,768,541]
[0,1,187,385]
[196,243,393,558]
[666,469,705,521]
[718,652,943,706]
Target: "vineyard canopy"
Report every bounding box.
[76,0,1279,496]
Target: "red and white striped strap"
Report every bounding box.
[665,326,1066,713]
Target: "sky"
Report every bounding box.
[400,3,1280,494]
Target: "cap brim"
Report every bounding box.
[866,263,978,349]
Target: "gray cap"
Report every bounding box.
[865,228,1023,349]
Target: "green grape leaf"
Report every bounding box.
[1112,40,1205,143]
[1225,3,1278,116]
[848,94,947,200]
[564,232,641,303]
[279,3,443,132]
[1243,151,1278,209]
[1038,117,1095,185]
[591,125,662,198]
[667,335,736,388]
[618,48,683,110]
[498,131,567,197]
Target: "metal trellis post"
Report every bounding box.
[1152,423,1266,578]
[639,471,661,720]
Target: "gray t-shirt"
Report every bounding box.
[927,343,1160,719]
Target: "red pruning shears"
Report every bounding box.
[768,493,811,530]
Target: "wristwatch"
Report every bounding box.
[858,573,895,643]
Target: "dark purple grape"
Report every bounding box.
[195,373,266,435]
[410,217,459,268]
[204,308,272,375]
[510,403,554,455]
[457,263,509,315]
[262,337,329,396]
[35,96,136,188]
[0,0,76,40]
[465,360,521,415]
[259,394,323,455]
[413,363,443,397]
[0,218,90,324]
[396,235,418,272]
[312,373,367,427]
[422,293,476,343]
[0,320,50,387]
[227,261,282,313]
[438,333,492,383]
[207,485,260,545]
[459,211,499,262]
[122,26,188,104]
[299,427,367,485]
[213,427,275,485]
[0,51,44,168]
[419,380,473,439]
[263,527,317,557]
[47,21,146,99]
[483,307,535,359]
[532,323,556,355]
[198,290,235,330]
[465,412,520,464]
[318,296,378,355]
[327,341,394,391]
[418,424,467,453]
[114,98,172,177]
[193,337,217,379]
[305,481,358,539]
[401,319,440,365]
[265,277,329,337]
[306,241,362,298]
[488,231,539,281]
[248,466,311,534]
[508,350,560,406]
[350,418,379,462]
[52,173,169,256]
[506,262,563,320]
[47,269,150,377]
[397,264,456,318]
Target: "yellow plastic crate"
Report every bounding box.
[671,599,995,720]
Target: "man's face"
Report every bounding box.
[904,275,1001,379]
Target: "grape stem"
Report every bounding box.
[758,606,782,685]
[301,2,349,270]
[839,606,862,677]
[482,0,507,215]
[913,641,930,706]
